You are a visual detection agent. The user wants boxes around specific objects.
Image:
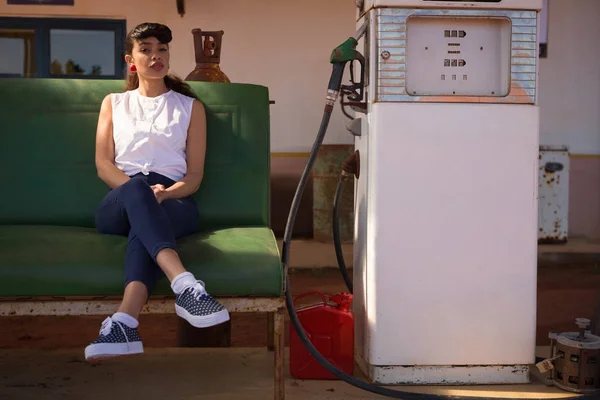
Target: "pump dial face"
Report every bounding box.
[404,15,511,97]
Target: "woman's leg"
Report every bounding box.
[117,232,160,319]
[107,178,183,270]
[98,177,201,283]
[95,175,190,288]
[85,234,161,361]
[110,193,229,329]
[85,180,147,361]
[117,281,148,319]
[87,175,190,361]
[159,197,230,328]
[94,175,160,316]
[85,175,228,362]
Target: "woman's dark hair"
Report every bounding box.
[124,22,198,99]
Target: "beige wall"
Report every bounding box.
[539,0,600,155]
[538,0,600,240]
[3,0,598,154]
[0,0,357,152]
[570,157,600,240]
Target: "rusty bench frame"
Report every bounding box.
[0,296,287,400]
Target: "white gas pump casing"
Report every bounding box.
[353,0,543,385]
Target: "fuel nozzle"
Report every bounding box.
[326,38,358,105]
[326,33,366,111]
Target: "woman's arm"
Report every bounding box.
[161,99,207,201]
[95,94,131,189]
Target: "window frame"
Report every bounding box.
[0,16,126,79]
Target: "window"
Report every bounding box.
[0,17,126,79]
[0,28,35,77]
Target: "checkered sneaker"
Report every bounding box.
[84,317,143,361]
[175,280,230,328]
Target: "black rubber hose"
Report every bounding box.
[281,108,332,269]
[333,175,353,294]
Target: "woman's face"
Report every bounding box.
[128,36,170,79]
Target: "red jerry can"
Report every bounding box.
[289,291,354,380]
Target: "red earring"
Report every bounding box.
[129,64,137,72]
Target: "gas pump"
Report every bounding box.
[282,0,567,397]
[351,0,542,386]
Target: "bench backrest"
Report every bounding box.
[0,78,271,230]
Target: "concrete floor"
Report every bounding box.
[0,347,580,400]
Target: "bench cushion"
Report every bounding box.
[0,226,282,297]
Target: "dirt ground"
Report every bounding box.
[2,266,600,350]
[0,347,578,400]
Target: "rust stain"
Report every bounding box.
[0,298,286,316]
[539,236,567,244]
[416,82,533,104]
[513,44,535,51]
[480,82,534,104]
[513,52,534,58]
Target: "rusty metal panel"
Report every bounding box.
[0,297,285,317]
[312,144,355,243]
[375,8,538,104]
[538,146,569,244]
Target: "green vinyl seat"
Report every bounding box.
[0,78,282,299]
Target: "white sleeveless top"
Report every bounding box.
[111,89,195,182]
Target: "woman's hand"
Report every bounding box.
[151,184,167,204]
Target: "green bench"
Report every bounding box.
[0,79,286,399]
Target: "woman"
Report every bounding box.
[85,22,229,362]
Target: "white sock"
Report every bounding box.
[171,271,199,294]
[112,312,139,329]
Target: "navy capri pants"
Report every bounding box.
[94,172,199,294]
